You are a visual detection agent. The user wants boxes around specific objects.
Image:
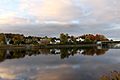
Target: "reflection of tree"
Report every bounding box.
[81,48,108,56]
[0,49,41,62]
[100,71,120,80]
[0,50,6,62]
[60,48,69,59]
[39,49,50,55]
[0,48,109,62]
[96,49,108,55]
[59,48,108,59]
[60,48,78,59]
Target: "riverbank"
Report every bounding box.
[40,44,97,48]
[0,44,98,49]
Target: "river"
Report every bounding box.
[0,48,120,80]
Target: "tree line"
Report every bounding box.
[0,33,109,45]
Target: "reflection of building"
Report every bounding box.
[50,49,60,54]
[97,41,102,45]
[97,46,102,49]
[114,44,120,48]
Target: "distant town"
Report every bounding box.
[0,33,110,46]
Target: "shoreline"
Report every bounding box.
[0,44,98,49]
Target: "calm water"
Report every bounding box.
[0,48,120,80]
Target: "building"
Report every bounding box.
[38,39,50,45]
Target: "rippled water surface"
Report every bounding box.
[0,48,120,80]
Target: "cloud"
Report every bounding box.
[0,23,111,37]
[19,0,120,25]
[20,0,83,21]
[0,12,32,25]
[0,0,120,39]
[1,0,120,24]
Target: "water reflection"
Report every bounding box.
[0,48,120,80]
[0,48,109,62]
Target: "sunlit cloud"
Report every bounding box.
[19,0,120,23]
[0,12,32,25]
[20,0,83,22]
[42,20,80,25]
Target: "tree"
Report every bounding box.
[50,37,56,44]
[84,37,92,42]
[9,40,14,44]
[70,36,77,44]
[12,34,25,45]
[95,34,109,41]
[80,34,109,42]
[60,33,68,44]
[0,34,5,45]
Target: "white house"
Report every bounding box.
[76,38,84,42]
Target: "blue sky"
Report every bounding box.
[0,0,19,11]
[0,0,120,39]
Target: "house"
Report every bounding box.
[76,38,84,42]
[50,38,60,44]
[38,39,50,45]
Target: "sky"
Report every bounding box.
[0,0,120,39]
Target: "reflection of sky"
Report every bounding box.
[0,49,120,80]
